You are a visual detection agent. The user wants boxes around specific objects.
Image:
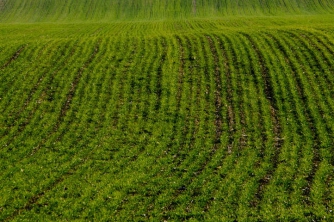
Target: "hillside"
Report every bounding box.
[1,0,334,221]
[0,0,334,22]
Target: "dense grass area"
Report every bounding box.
[0,0,334,22]
[1,0,334,221]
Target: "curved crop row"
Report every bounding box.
[0,24,333,221]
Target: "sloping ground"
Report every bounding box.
[0,0,334,22]
[0,19,334,220]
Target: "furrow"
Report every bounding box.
[161,33,229,219]
[12,41,76,118]
[2,40,105,221]
[257,31,314,219]
[0,43,47,102]
[154,36,167,111]
[176,35,185,114]
[36,37,155,220]
[31,40,101,154]
[113,35,190,218]
[0,41,52,116]
[38,37,141,220]
[0,41,78,150]
[160,35,208,218]
[286,30,334,114]
[204,32,266,219]
[195,33,243,215]
[296,30,334,87]
[213,33,235,154]
[59,42,100,130]
[112,37,171,219]
[240,32,283,206]
[0,41,83,175]
[0,45,25,70]
[265,32,321,216]
[206,35,223,151]
[280,30,333,216]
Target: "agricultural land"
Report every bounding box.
[0,0,334,221]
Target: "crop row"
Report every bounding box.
[0,29,333,220]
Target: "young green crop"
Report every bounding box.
[1,2,334,221]
[1,0,334,22]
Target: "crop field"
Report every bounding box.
[1,0,334,221]
[1,0,334,22]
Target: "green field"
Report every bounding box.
[1,0,334,221]
[1,0,334,22]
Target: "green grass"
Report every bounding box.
[0,0,334,22]
[0,1,334,221]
